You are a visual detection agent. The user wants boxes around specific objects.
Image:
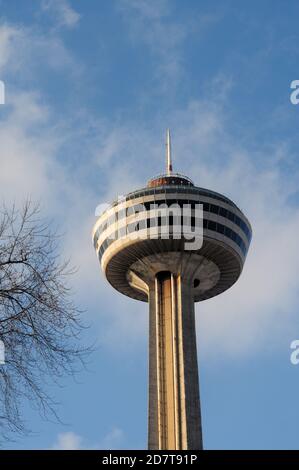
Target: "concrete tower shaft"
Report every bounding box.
[148,270,202,450]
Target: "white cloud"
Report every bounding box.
[41,0,80,29]
[0,22,78,78]
[0,93,57,203]
[0,24,21,71]
[100,427,124,449]
[52,428,124,450]
[52,431,82,450]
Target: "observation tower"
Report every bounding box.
[92,130,252,450]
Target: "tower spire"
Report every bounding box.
[166,128,173,175]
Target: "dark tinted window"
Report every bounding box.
[210,204,219,214]
[208,220,217,231]
[217,223,225,234]
[219,207,227,218]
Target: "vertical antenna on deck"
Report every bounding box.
[166,129,173,175]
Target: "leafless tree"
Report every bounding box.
[0,201,89,442]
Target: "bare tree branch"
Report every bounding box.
[0,200,90,443]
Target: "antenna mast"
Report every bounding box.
[166,129,173,175]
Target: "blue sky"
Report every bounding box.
[1,0,299,450]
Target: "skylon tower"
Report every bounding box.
[92,131,252,450]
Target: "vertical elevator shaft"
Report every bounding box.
[148,271,203,450]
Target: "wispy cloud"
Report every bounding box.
[118,0,219,90]
[41,0,80,29]
[0,22,79,80]
[0,23,21,71]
